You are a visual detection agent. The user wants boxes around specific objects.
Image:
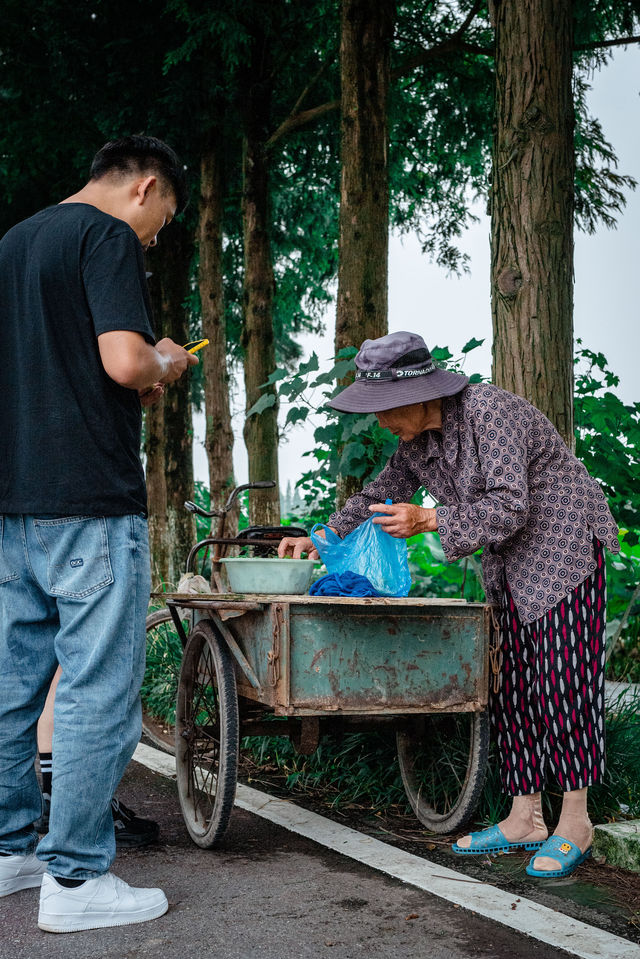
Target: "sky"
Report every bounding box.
[193,46,640,490]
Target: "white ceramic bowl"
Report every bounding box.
[219,557,316,595]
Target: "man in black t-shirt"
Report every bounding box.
[0,136,198,932]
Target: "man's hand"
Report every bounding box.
[277,536,319,560]
[369,502,438,538]
[139,383,165,407]
[155,337,199,384]
[98,330,199,391]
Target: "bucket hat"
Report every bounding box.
[329,331,469,413]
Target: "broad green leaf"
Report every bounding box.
[336,346,358,360]
[298,353,319,376]
[279,379,305,398]
[312,358,356,387]
[461,337,485,353]
[285,406,309,427]
[343,414,377,439]
[263,368,288,386]
[431,346,453,361]
[246,393,276,418]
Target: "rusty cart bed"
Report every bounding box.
[148,592,493,848]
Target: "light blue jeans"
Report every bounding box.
[0,513,150,879]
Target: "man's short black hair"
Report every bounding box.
[90,135,188,214]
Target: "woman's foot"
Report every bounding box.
[455,793,548,851]
[529,787,592,874]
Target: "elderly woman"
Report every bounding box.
[279,331,619,879]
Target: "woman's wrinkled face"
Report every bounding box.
[376,399,442,442]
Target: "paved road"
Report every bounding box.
[1,761,580,959]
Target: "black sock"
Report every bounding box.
[54,877,86,888]
[39,752,53,795]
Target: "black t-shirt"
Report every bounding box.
[0,203,156,516]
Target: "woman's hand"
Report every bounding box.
[369,502,438,538]
[277,536,319,560]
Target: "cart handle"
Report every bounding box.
[184,480,276,519]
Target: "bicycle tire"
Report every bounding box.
[397,709,490,834]
[175,619,239,848]
[142,607,187,754]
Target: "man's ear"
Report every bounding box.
[135,175,157,204]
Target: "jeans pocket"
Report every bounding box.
[34,516,114,598]
[0,516,20,585]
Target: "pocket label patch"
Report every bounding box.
[70,558,84,568]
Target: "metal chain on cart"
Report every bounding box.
[489,605,503,695]
[268,604,283,687]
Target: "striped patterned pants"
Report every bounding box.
[492,539,607,796]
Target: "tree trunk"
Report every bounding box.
[145,222,196,585]
[199,145,237,532]
[334,0,395,507]
[241,38,280,527]
[144,397,168,586]
[335,0,394,355]
[491,0,575,447]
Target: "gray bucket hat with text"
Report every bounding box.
[329,331,469,413]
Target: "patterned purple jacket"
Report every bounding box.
[327,384,619,624]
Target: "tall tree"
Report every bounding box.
[490,0,575,445]
[239,29,281,525]
[198,139,237,524]
[145,221,196,585]
[332,0,395,507]
[489,0,639,445]
[144,397,168,583]
[335,0,395,354]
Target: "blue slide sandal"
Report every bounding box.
[452,824,545,855]
[526,835,592,878]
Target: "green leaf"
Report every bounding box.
[246,393,276,418]
[431,346,453,362]
[263,368,288,386]
[279,378,305,398]
[336,346,358,360]
[298,353,319,376]
[342,414,377,440]
[285,406,309,427]
[338,441,366,473]
[312,358,356,387]
[461,337,485,353]
[381,437,399,457]
[313,425,338,444]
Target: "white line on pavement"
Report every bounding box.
[133,742,640,959]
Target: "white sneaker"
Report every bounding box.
[0,852,46,897]
[38,872,168,933]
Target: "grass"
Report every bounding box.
[242,729,408,809]
[608,627,640,684]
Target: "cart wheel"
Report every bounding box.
[175,620,239,848]
[142,607,188,754]
[397,709,490,835]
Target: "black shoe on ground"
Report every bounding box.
[111,797,160,849]
[34,793,159,849]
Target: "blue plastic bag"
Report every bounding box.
[310,518,411,597]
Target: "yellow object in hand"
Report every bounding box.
[183,339,209,354]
